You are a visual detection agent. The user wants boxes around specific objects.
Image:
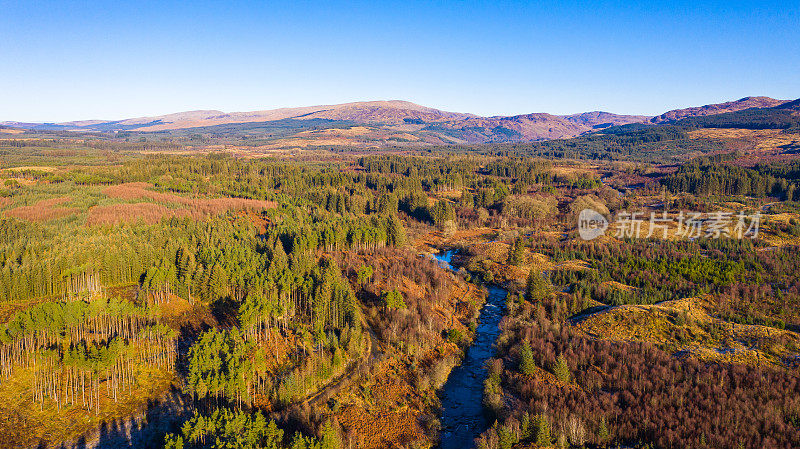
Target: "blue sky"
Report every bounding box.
[1,0,798,122]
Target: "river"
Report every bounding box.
[432,250,508,449]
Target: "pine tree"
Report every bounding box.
[163,434,184,449]
[208,264,229,302]
[508,238,526,266]
[520,411,531,440]
[378,193,398,215]
[519,341,535,375]
[320,420,342,449]
[535,414,551,447]
[356,265,373,286]
[382,289,406,309]
[553,353,570,383]
[386,215,406,247]
[525,270,551,302]
[429,199,455,226]
[498,423,514,449]
[597,417,610,445]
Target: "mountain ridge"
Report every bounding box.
[650,96,789,124]
[0,100,642,134]
[2,96,794,144]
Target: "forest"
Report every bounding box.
[0,115,799,449]
[660,158,799,199]
[672,101,800,130]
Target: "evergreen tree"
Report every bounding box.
[386,214,406,247]
[519,341,535,375]
[520,411,532,440]
[497,422,514,449]
[597,417,610,445]
[319,420,342,449]
[208,264,230,302]
[553,353,570,383]
[382,289,406,309]
[508,238,526,266]
[525,270,551,302]
[535,414,551,447]
[429,199,455,226]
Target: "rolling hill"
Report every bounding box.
[650,96,789,124]
[2,96,796,147]
[0,100,648,143]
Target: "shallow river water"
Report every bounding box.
[433,250,507,449]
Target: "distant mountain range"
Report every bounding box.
[649,96,789,123]
[2,96,795,145]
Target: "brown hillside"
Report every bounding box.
[562,111,650,128]
[115,100,477,131]
[651,96,789,123]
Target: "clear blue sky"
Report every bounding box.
[2,0,798,122]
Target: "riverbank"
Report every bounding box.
[433,250,508,449]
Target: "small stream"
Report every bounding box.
[433,250,508,449]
